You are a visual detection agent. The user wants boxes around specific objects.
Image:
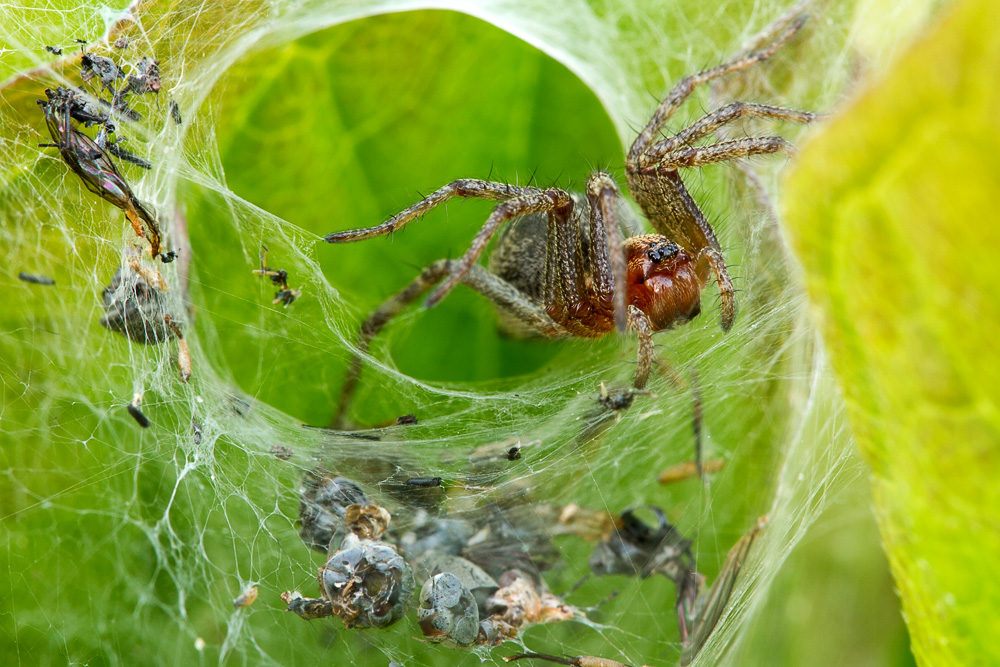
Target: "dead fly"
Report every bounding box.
[163,315,191,382]
[38,88,165,259]
[233,586,259,609]
[18,272,55,285]
[169,100,182,125]
[55,88,147,167]
[406,508,577,646]
[395,414,418,425]
[253,244,300,306]
[127,392,150,428]
[597,382,653,413]
[468,439,530,470]
[113,36,129,50]
[45,45,62,56]
[298,474,370,553]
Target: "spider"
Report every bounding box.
[324,8,816,426]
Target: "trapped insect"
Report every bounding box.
[283,503,414,628]
[169,100,182,125]
[127,393,150,428]
[18,272,55,285]
[326,10,816,426]
[38,88,165,259]
[588,505,701,641]
[405,476,443,487]
[127,57,161,95]
[253,244,300,306]
[233,586,259,609]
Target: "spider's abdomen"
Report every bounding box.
[624,235,703,331]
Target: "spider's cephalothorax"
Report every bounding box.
[324,8,817,426]
[624,235,702,332]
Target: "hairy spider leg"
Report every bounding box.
[324,179,544,243]
[323,179,592,314]
[585,173,628,332]
[425,189,576,308]
[625,14,812,332]
[628,15,807,163]
[332,259,563,428]
[645,102,817,163]
[627,306,655,390]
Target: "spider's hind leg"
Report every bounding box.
[331,261,562,428]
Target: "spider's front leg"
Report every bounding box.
[627,305,656,391]
[696,246,736,334]
[625,9,819,332]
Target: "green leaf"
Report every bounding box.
[783,0,1000,663]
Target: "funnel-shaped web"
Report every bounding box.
[0,0,914,666]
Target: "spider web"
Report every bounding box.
[0,0,911,665]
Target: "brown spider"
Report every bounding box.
[324,9,816,425]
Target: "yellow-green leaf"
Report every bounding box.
[783,0,1000,663]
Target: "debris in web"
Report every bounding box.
[126,392,150,428]
[18,272,55,285]
[169,100,182,125]
[659,458,726,485]
[36,40,174,261]
[233,586,259,609]
[253,243,301,306]
[99,261,175,344]
[163,315,192,383]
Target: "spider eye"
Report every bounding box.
[647,242,679,263]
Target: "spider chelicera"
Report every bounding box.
[325,9,816,426]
